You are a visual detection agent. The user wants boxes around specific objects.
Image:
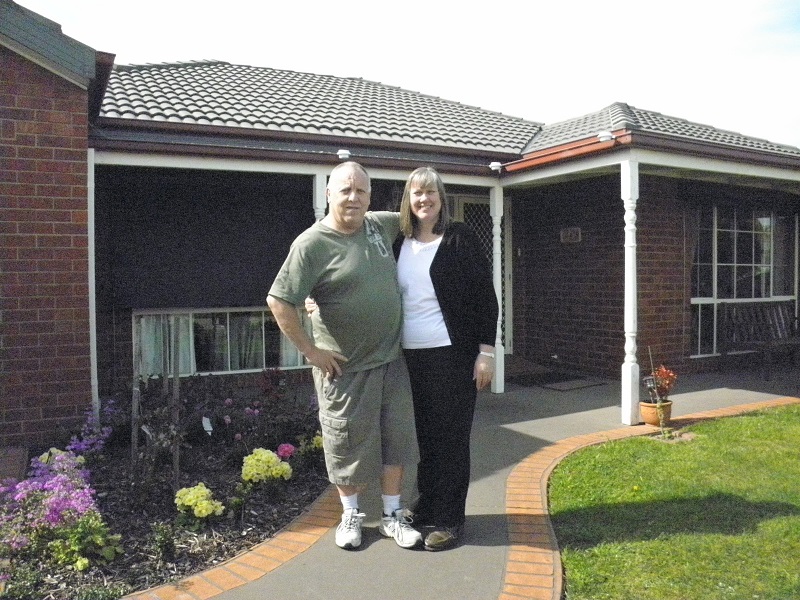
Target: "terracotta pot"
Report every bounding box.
[639,400,673,426]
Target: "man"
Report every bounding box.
[267,161,421,550]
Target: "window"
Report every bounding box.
[133,308,309,378]
[691,206,796,356]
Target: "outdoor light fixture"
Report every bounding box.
[336,149,351,160]
[596,131,616,142]
[489,161,502,172]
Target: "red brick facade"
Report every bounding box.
[634,177,694,375]
[1,46,93,447]
[512,174,694,377]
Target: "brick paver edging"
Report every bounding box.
[499,396,800,600]
[120,397,799,600]
[123,486,341,599]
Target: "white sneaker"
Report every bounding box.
[335,508,365,550]
[378,508,423,549]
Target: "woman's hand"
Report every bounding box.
[473,352,495,390]
[304,297,318,316]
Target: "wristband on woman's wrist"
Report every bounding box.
[479,351,495,358]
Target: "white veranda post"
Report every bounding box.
[490,185,505,393]
[313,172,327,221]
[621,160,640,424]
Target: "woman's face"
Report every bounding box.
[409,179,441,226]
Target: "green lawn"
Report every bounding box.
[548,404,800,600]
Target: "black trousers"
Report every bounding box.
[404,345,477,528]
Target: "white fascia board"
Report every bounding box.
[500,150,629,187]
[368,168,498,187]
[499,147,800,189]
[93,151,328,176]
[94,151,502,186]
[629,148,800,183]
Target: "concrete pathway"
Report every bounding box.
[121,367,800,600]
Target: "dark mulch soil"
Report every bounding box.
[4,443,330,600]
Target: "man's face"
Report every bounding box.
[326,166,371,234]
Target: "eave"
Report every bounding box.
[503,129,800,174]
[89,118,518,176]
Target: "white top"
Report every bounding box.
[397,237,451,350]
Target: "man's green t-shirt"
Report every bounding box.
[268,211,401,372]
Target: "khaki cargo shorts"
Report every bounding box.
[313,356,418,486]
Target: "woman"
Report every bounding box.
[395,166,498,551]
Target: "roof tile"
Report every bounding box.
[523,102,800,156]
[101,61,540,153]
[100,62,799,160]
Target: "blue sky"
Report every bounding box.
[16,0,800,148]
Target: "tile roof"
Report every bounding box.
[100,61,541,154]
[1,0,96,87]
[98,62,799,162]
[523,102,800,157]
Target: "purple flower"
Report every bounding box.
[66,410,112,456]
[224,398,233,406]
[223,415,232,425]
[0,448,101,555]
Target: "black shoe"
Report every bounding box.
[423,524,463,552]
[409,510,430,529]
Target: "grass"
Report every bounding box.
[548,404,800,600]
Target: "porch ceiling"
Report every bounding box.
[498,145,800,197]
[641,164,800,196]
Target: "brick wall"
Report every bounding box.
[635,177,693,374]
[512,174,693,377]
[1,46,92,448]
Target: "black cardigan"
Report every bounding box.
[393,221,499,352]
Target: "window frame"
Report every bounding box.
[690,207,797,358]
[132,307,309,378]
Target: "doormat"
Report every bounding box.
[540,378,607,392]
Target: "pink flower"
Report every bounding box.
[234,433,242,441]
[277,443,296,460]
[224,398,233,406]
[223,415,231,425]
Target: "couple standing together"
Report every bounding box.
[267,162,498,552]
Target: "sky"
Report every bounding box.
[16,0,800,149]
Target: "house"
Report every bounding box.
[3,0,799,447]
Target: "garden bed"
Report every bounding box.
[1,371,330,600]
[2,441,329,600]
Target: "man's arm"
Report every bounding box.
[267,295,347,377]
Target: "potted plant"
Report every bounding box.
[641,364,677,431]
